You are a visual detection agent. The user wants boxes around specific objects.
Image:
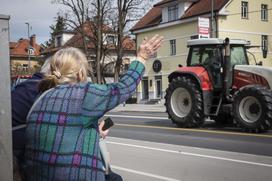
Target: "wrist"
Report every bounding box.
[136,56,146,64]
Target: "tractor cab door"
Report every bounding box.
[188,46,223,89]
[230,46,249,67]
[224,45,249,90]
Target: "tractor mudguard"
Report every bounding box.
[168,67,213,91]
[168,67,213,115]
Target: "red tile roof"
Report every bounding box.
[10,38,41,57]
[131,0,229,31]
[183,0,228,18]
[43,21,136,55]
[131,6,162,31]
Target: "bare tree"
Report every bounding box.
[111,0,159,81]
[53,0,112,84]
[90,0,112,84]
[53,0,159,83]
[53,0,96,81]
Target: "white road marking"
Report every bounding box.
[111,165,181,181]
[107,141,272,168]
[105,114,169,120]
[105,114,214,123]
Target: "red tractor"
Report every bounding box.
[165,38,272,133]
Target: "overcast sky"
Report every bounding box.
[0,0,159,45]
[0,0,63,44]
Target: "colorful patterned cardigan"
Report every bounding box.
[25,61,145,181]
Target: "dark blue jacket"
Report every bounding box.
[12,72,44,127]
[12,72,44,152]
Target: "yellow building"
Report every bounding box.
[131,0,272,103]
[10,35,42,76]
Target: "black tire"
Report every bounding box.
[165,76,204,128]
[233,86,272,133]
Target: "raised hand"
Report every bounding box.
[137,34,164,63]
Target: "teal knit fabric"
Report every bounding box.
[25,61,145,181]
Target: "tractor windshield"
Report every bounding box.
[188,46,221,67]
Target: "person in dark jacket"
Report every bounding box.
[12,58,51,164]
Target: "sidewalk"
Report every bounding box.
[112,100,166,113]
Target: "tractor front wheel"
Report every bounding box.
[233,86,272,133]
[165,76,204,128]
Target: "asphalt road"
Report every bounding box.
[103,111,272,181]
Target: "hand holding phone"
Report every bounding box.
[101,117,114,131]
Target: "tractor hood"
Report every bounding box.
[234,65,272,88]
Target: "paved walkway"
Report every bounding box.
[112,101,166,113]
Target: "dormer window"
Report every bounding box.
[56,36,62,47]
[106,35,115,44]
[28,48,35,55]
[168,4,179,22]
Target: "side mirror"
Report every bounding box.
[257,61,263,66]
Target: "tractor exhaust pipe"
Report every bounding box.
[223,38,232,100]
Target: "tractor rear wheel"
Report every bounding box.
[165,76,204,128]
[233,86,272,133]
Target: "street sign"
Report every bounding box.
[198,17,210,39]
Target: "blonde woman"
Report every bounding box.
[25,35,163,181]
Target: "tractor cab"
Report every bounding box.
[186,38,249,89]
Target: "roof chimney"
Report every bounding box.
[30,34,36,47]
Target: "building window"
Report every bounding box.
[168,5,179,22]
[28,48,35,55]
[262,35,268,51]
[170,39,176,56]
[22,64,29,71]
[241,1,248,19]
[261,4,268,21]
[106,35,115,44]
[85,36,91,43]
[56,36,62,47]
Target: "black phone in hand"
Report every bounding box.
[102,117,114,131]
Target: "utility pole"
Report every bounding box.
[211,0,216,38]
[25,22,31,71]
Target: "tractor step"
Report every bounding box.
[209,91,222,116]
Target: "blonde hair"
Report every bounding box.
[39,47,89,92]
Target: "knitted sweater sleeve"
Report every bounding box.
[81,60,145,122]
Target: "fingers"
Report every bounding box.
[147,35,163,48]
[101,129,109,139]
[137,35,164,62]
[147,34,159,46]
[151,36,164,51]
[99,120,105,131]
[152,43,162,53]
